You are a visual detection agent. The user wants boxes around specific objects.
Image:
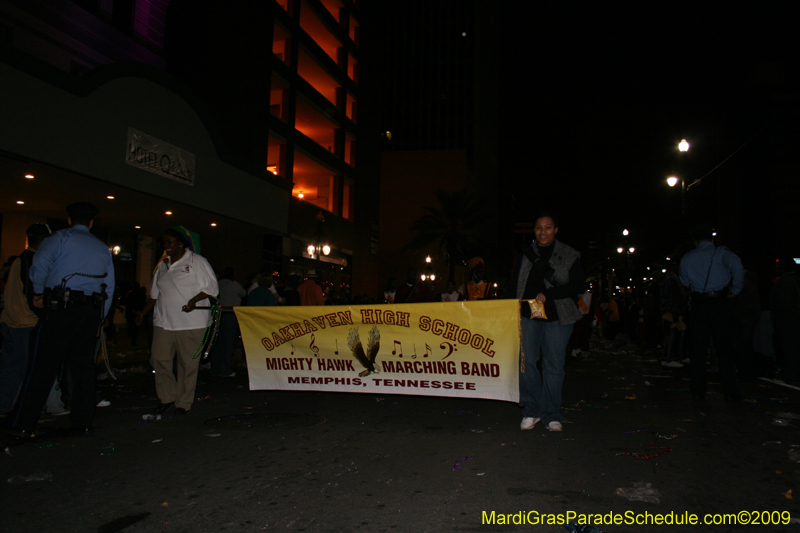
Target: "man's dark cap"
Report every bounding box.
[26,223,51,240]
[66,202,99,220]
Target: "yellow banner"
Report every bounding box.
[236,300,520,403]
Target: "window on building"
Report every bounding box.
[342,177,354,220]
[273,22,290,64]
[292,150,339,214]
[347,53,358,84]
[343,132,355,167]
[270,75,289,122]
[318,0,344,24]
[345,92,357,123]
[295,95,337,152]
[299,0,342,64]
[349,16,359,46]
[133,0,168,48]
[267,134,287,179]
[298,47,340,105]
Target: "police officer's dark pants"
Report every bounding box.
[689,295,739,397]
[13,303,101,432]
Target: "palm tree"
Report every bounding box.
[402,188,487,281]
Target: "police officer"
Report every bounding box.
[10,202,114,436]
[679,225,744,401]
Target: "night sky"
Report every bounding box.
[498,4,800,268]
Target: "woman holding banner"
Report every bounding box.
[505,214,585,432]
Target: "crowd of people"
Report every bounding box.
[1,204,796,440]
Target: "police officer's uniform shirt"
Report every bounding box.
[150,250,219,331]
[29,225,115,316]
[679,241,744,295]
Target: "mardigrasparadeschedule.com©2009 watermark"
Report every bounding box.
[481,510,793,527]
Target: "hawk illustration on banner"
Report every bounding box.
[348,326,381,377]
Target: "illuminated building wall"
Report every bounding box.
[165,0,372,295]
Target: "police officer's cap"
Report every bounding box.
[66,202,99,220]
[26,223,52,240]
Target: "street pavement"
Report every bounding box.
[2,334,800,533]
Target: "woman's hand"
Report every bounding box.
[182,292,211,313]
[535,292,547,303]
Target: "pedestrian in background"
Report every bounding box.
[210,267,245,377]
[770,257,800,385]
[298,270,324,306]
[247,273,276,306]
[0,223,51,414]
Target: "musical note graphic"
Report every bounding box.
[392,340,403,357]
[411,343,418,359]
[334,339,339,355]
[309,333,320,356]
[440,341,457,360]
[290,344,295,355]
[424,343,432,358]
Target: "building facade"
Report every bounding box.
[1,0,378,299]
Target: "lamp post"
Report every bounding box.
[617,228,635,293]
[421,255,436,283]
[666,175,687,216]
[668,138,690,217]
[307,211,330,270]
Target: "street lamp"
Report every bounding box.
[616,245,635,292]
[308,211,330,269]
[678,139,690,152]
[422,255,436,281]
[667,175,686,216]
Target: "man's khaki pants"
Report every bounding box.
[151,327,205,410]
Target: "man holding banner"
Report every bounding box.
[505,214,585,432]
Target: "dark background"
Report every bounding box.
[497,4,800,270]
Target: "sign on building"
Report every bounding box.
[126,127,195,185]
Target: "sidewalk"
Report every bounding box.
[2,335,799,532]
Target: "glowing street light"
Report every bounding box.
[622,229,629,236]
[666,175,687,216]
[678,139,690,152]
[308,212,330,268]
